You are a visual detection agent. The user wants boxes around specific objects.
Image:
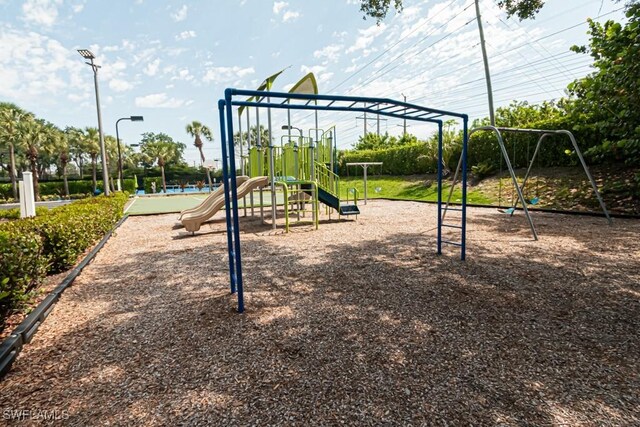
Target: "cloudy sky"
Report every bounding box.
[0,0,626,165]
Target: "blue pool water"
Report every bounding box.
[137,185,220,195]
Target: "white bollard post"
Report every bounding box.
[20,172,36,218]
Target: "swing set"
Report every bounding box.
[444,125,612,240]
[497,131,540,215]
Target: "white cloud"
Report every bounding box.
[300,65,333,83]
[67,92,89,102]
[282,10,300,22]
[0,28,88,102]
[72,3,84,13]
[203,66,255,84]
[22,0,63,27]
[273,1,287,14]
[314,44,343,63]
[172,68,194,82]
[144,58,160,76]
[272,1,299,22]
[347,23,387,53]
[175,30,196,41]
[171,5,188,22]
[135,93,185,108]
[109,78,134,92]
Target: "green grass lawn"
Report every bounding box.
[126,167,637,215]
[338,165,638,214]
[339,175,492,205]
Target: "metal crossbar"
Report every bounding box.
[219,88,469,313]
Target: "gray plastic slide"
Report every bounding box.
[181,176,269,232]
[178,176,249,220]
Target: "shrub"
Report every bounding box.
[339,142,438,176]
[0,206,50,221]
[0,193,127,322]
[0,227,48,325]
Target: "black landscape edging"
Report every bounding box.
[0,214,129,379]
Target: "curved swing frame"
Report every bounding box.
[443,126,612,241]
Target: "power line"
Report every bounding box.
[328,0,464,93]
[409,59,591,105]
[366,6,623,101]
[346,6,477,94]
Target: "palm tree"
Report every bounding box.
[84,127,100,193]
[56,130,71,197]
[66,127,86,179]
[186,121,214,189]
[141,141,179,193]
[16,115,46,201]
[40,125,69,197]
[0,103,27,199]
[104,135,119,192]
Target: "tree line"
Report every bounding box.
[0,102,225,199]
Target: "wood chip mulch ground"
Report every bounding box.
[1,200,638,426]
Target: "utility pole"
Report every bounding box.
[475,0,495,126]
[356,116,387,134]
[401,93,407,136]
[363,102,368,135]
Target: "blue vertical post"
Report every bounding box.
[218,100,236,294]
[225,89,245,313]
[436,121,443,255]
[461,116,469,261]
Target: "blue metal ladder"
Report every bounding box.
[436,121,468,261]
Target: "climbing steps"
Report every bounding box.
[305,162,359,216]
[438,206,465,249]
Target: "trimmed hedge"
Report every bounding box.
[338,143,439,176]
[0,179,135,201]
[0,193,127,326]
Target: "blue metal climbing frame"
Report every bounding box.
[218,88,469,313]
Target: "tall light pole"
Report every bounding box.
[474,0,495,126]
[116,115,144,190]
[78,49,110,195]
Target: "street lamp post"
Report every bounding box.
[116,116,144,190]
[78,49,110,195]
[281,124,303,139]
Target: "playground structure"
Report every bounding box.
[443,126,612,240]
[180,176,255,233]
[178,176,248,220]
[235,72,360,232]
[180,72,362,234]
[218,87,469,312]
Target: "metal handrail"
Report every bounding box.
[314,162,339,197]
[347,187,359,206]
